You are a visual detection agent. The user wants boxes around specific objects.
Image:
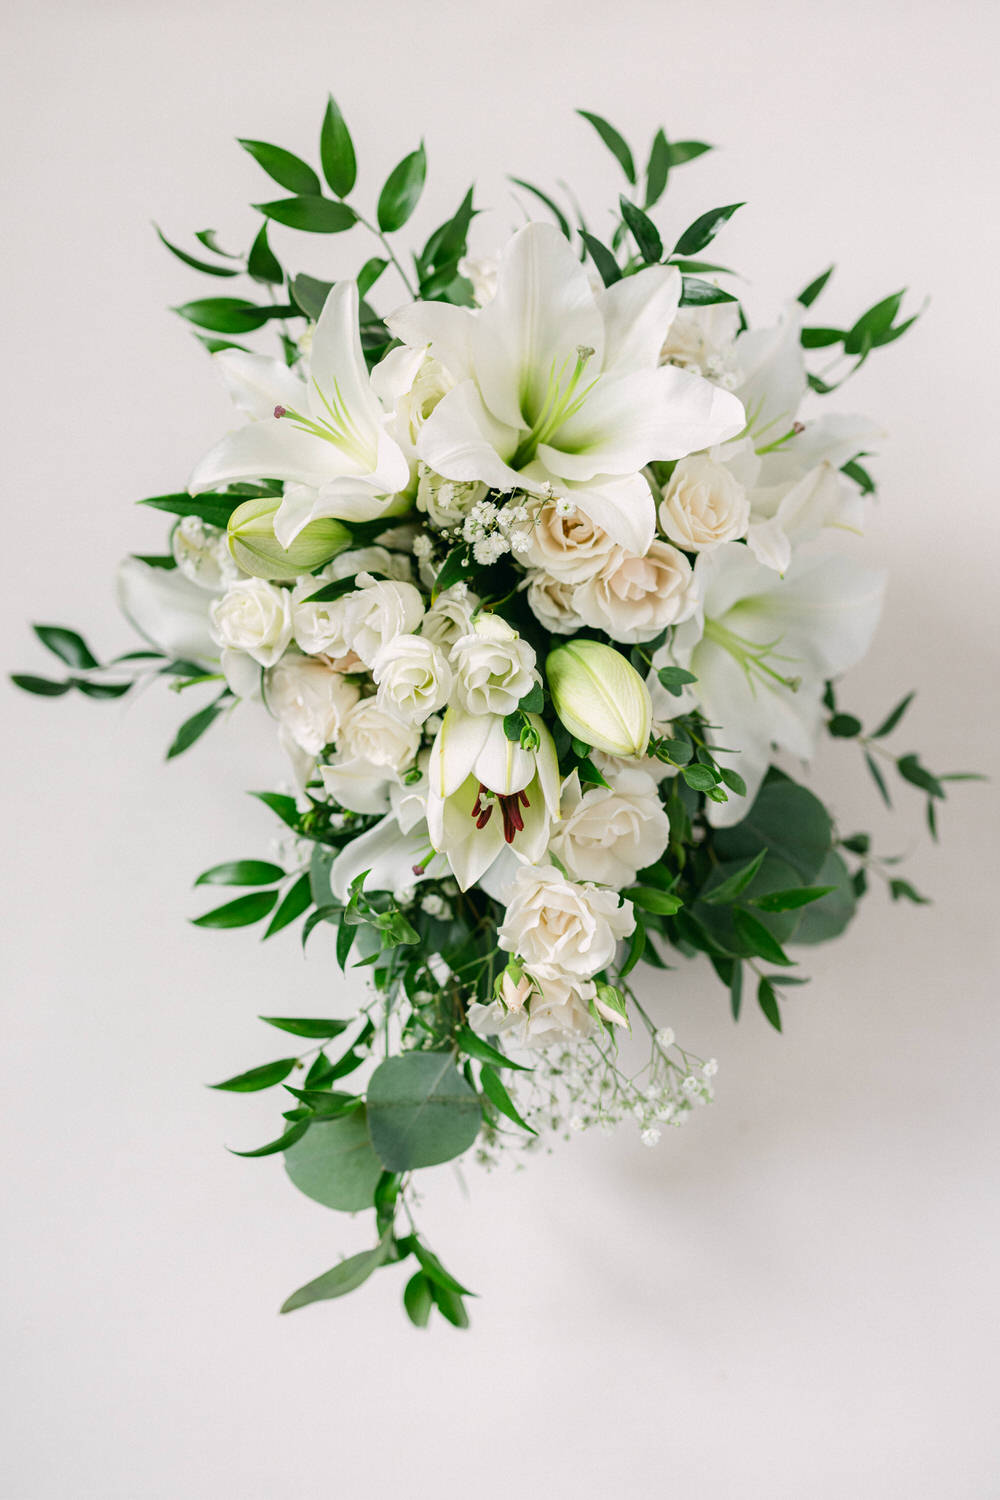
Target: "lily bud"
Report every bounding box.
[227,496,350,582]
[546,639,652,758]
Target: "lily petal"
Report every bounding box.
[188,418,343,496]
[417,380,525,491]
[596,264,681,375]
[115,557,218,665]
[384,300,476,384]
[561,471,657,555]
[213,349,308,421]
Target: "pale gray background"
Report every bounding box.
[2,1,999,1496]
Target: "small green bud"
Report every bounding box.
[227,496,350,582]
[546,639,652,758]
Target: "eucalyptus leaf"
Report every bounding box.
[366,1052,482,1171]
[284,1108,382,1211]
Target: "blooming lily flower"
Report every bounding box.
[188,281,412,547]
[656,542,885,823]
[426,706,561,889]
[386,223,745,555]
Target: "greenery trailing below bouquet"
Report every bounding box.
[13,98,978,1329]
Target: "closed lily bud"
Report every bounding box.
[227,496,350,582]
[546,639,652,758]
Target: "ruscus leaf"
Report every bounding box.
[319,94,357,197]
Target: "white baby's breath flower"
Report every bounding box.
[209,577,293,667]
[416,465,487,530]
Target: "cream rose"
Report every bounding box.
[264,653,360,756]
[659,454,750,551]
[371,633,453,724]
[467,974,598,1049]
[343,577,426,666]
[171,515,236,591]
[575,540,699,643]
[209,577,293,667]
[524,570,585,636]
[451,614,538,716]
[327,546,414,583]
[517,497,618,583]
[497,865,635,981]
[549,769,670,886]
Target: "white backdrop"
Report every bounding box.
[2,1,999,1496]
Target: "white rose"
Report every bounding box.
[549,769,671,886]
[421,586,479,650]
[524,570,586,635]
[451,614,538,716]
[497,865,635,981]
[209,577,293,667]
[343,576,426,666]
[575,540,699,643]
[264,653,360,756]
[416,465,487,531]
[336,697,420,773]
[171,515,237,591]
[291,577,353,657]
[659,454,749,551]
[467,973,597,1049]
[371,633,453,724]
[327,546,414,583]
[516,497,618,583]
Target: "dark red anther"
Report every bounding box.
[274,404,287,418]
[412,861,426,877]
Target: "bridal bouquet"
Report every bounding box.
[14,99,970,1328]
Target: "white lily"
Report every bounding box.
[115,556,219,666]
[386,222,745,555]
[329,773,448,901]
[188,281,412,547]
[426,706,561,890]
[658,543,885,824]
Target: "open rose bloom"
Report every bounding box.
[18,99,955,1326]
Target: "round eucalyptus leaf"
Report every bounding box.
[283,1109,381,1211]
[366,1052,482,1172]
[791,851,858,945]
[713,775,832,883]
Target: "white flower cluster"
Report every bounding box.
[117,212,886,1097]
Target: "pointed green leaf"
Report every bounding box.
[238,138,321,196]
[579,230,621,286]
[679,276,738,306]
[480,1065,536,1134]
[256,198,356,233]
[377,143,427,232]
[263,873,312,938]
[10,673,72,697]
[732,909,795,966]
[865,751,892,806]
[757,977,782,1031]
[32,625,99,669]
[167,699,225,760]
[229,1120,310,1157]
[319,94,357,196]
[872,691,916,739]
[619,195,663,263]
[644,128,671,207]
[357,257,388,297]
[750,885,836,912]
[154,224,240,277]
[260,1015,350,1039]
[174,297,272,333]
[209,1056,297,1091]
[195,860,285,887]
[702,848,769,905]
[577,109,636,184]
[797,265,835,308]
[669,140,712,166]
[247,222,283,285]
[456,1025,532,1071]
[403,1271,434,1328]
[191,889,278,928]
[250,790,300,829]
[280,1240,390,1313]
[140,491,243,527]
[674,203,744,257]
